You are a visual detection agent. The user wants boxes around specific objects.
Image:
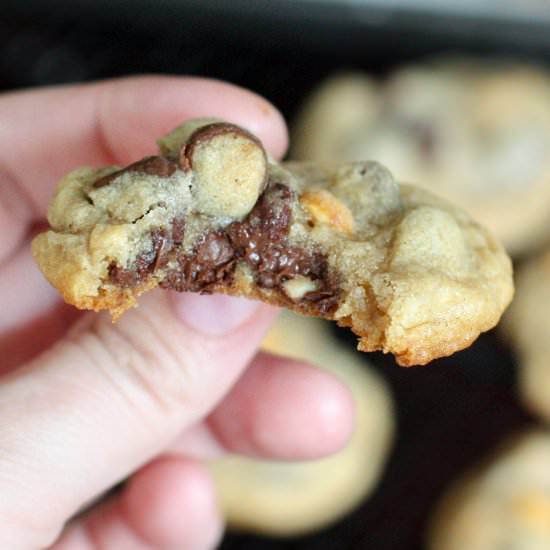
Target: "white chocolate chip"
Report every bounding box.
[283,276,319,300]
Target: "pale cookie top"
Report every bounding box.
[32,118,513,366]
[429,430,550,550]
[292,60,550,255]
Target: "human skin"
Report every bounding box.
[0,76,354,550]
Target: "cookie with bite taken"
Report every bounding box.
[32,118,513,366]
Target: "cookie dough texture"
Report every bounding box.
[32,118,513,366]
[502,250,550,423]
[210,312,394,536]
[428,430,550,550]
[292,61,550,255]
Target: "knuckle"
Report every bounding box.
[70,309,201,420]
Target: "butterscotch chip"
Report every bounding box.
[428,430,550,550]
[301,189,354,234]
[32,119,513,366]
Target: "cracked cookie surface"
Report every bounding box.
[32,119,513,366]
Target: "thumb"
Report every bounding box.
[0,291,276,549]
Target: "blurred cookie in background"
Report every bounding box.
[502,249,550,424]
[427,429,550,550]
[209,312,395,537]
[292,73,381,165]
[292,60,550,256]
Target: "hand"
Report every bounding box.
[0,76,354,550]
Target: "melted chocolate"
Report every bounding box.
[109,230,167,288]
[93,156,178,188]
[108,182,339,315]
[160,231,236,293]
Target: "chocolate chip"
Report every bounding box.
[196,233,234,266]
[108,180,339,316]
[107,228,170,287]
[93,156,177,188]
[171,217,185,245]
[108,263,141,288]
[129,156,178,177]
[257,272,276,289]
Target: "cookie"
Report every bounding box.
[428,430,550,550]
[210,311,394,536]
[32,118,513,366]
[501,250,550,423]
[292,61,550,255]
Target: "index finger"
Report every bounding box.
[0,75,288,242]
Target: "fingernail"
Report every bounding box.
[170,292,260,336]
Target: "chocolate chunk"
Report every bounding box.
[171,217,185,245]
[108,229,168,287]
[303,289,340,314]
[108,263,141,288]
[93,171,121,189]
[161,249,235,294]
[196,233,234,266]
[158,229,237,294]
[225,183,331,293]
[129,156,178,177]
[94,156,177,188]
[257,272,276,289]
[226,182,294,281]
